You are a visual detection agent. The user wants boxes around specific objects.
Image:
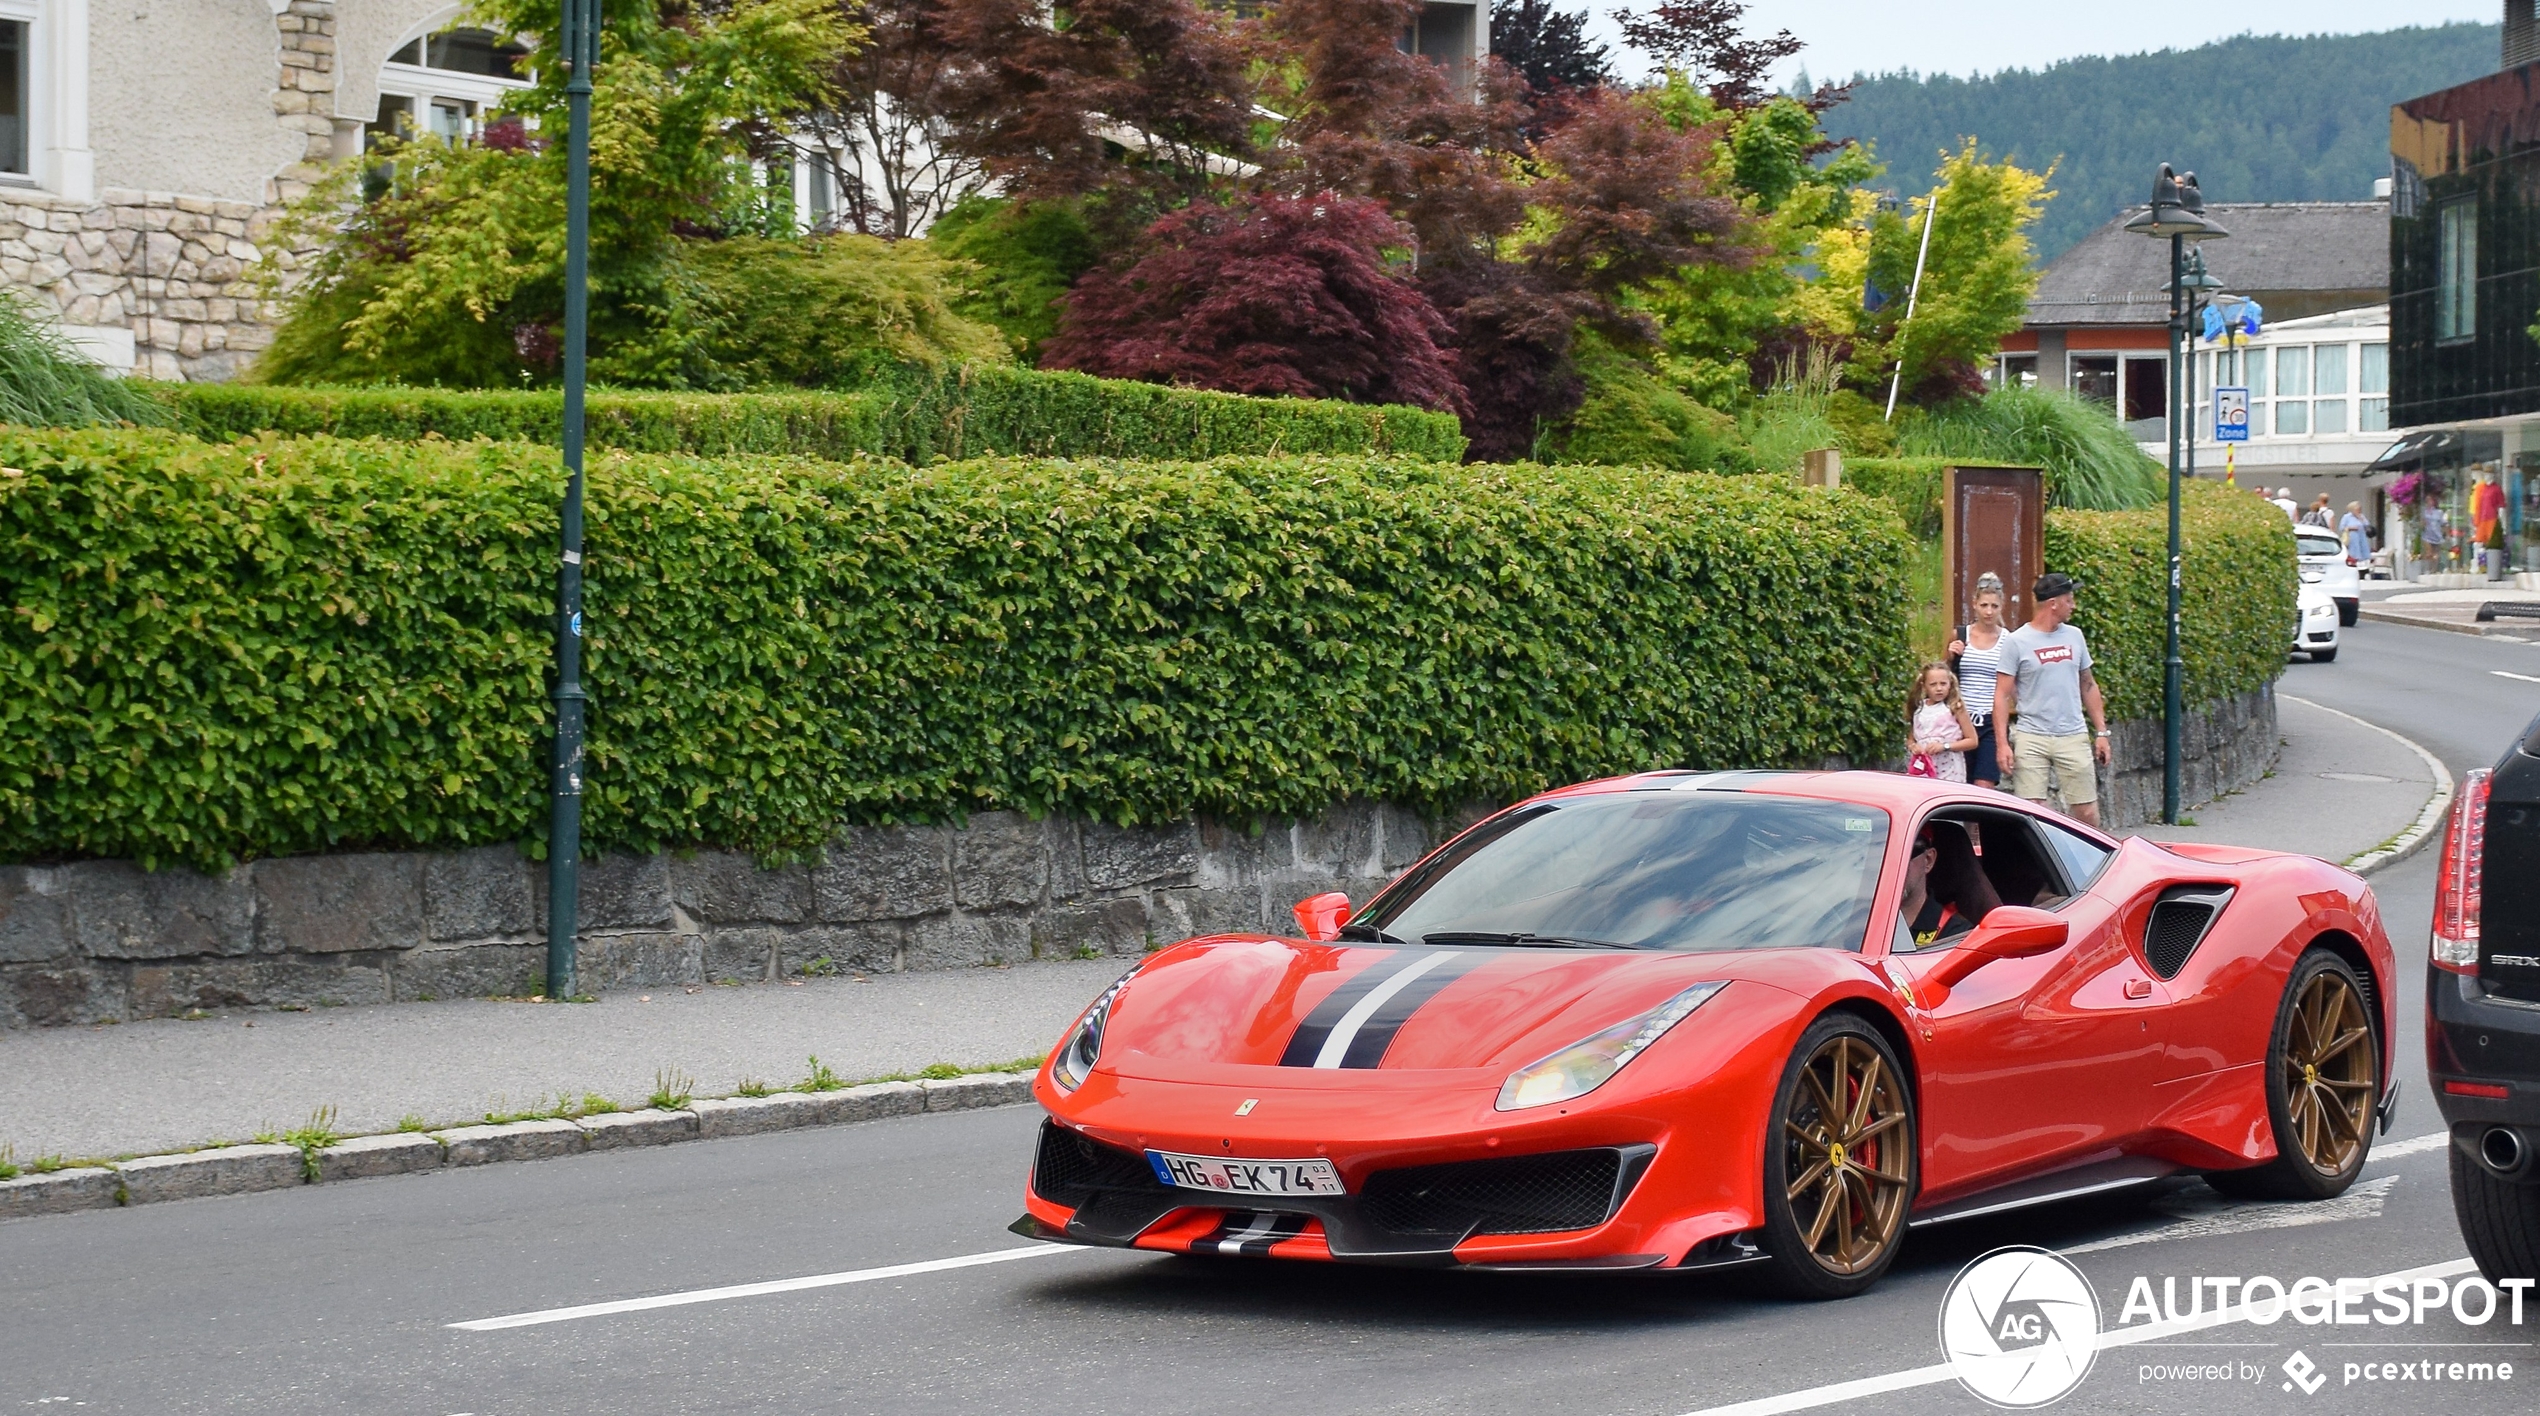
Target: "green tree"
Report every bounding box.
[1854,140,2051,406]
[258,0,856,387]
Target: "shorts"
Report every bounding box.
[2008,727,2098,806]
[1967,714,2001,786]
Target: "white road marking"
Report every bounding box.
[449,1244,1080,1331]
[1675,1257,2479,1416]
[2492,670,2540,685]
[1312,951,1458,1068]
[2373,1131,2453,1160]
[2063,1176,2396,1255]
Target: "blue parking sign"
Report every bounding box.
[2214,387,2250,442]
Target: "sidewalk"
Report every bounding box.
[2356,586,2540,639]
[2119,693,2440,866]
[0,957,1129,1162]
[0,698,2447,1168]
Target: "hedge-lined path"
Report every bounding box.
[0,956,1128,1163]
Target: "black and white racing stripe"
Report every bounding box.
[1199,1211,1313,1257]
[1277,949,1485,1069]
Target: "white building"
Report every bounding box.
[0,0,528,380]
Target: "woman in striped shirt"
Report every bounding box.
[1948,572,2010,789]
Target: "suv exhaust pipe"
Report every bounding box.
[2479,1127,2530,1179]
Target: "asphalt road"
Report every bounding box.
[5,622,2535,1416]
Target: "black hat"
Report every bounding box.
[2033,572,2082,601]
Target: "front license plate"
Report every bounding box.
[1148,1150,1345,1197]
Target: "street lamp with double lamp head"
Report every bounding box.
[2125,164,2228,827]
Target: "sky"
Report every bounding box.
[1585,1,2498,87]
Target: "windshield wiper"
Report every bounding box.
[1420,931,1642,950]
[1336,921,1408,944]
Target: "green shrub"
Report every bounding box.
[1740,387,1846,475]
[0,426,1911,870]
[0,298,173,429]
[1901,386,2163,511]
[158,365,1467,464]
[683,235,1014,385]
[1540,336,1754,473]
[927,197,1101,361]
[2046,484,2295,720]
[1844,457,1948,540]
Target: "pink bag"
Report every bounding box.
[1906,752,1938,779]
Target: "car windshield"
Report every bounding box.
[2297,534,2340,559]
[1354,793,1889,953]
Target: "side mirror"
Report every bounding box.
[1293,892,1352,941]
[1923,905,2069,994]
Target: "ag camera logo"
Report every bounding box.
[1940,1247,2102,1408]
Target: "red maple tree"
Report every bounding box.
[1039,191,1466,414]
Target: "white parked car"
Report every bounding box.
[2296,526,2361,626]
[2294,581,2341,662]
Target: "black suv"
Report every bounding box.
[2432,709,2540,1279]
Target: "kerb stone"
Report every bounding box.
[116,1144,304,1204]
[435,1118,587,1166]
[690,1092,830,1138]
[920,1072,1034,1113]
[316,1132,447,1182]
[829,1080,925,1123]
[577,1109,701,1149]
[0,1166,121,1219]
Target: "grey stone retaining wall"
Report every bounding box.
[0,801,1460,1029]
[2097,686,2281,830]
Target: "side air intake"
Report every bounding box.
[2143,885,2235,980]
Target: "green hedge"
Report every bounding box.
[2046,485,2296,721]
[1,427,1907,870]
[159,363,1467,465]
[1844,457,1948,539]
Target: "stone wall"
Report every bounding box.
[0,803,1461,1029]
[4,188,284,382]
[2096,685,2281,830]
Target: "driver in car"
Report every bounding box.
[1898,822,2003,948]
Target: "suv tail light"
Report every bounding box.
[2433,768,2492,974]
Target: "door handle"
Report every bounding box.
[2125,978,2153,1000]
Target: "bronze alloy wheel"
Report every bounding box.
[2207,948,2380,1202]
[1765,1021,1915,1296]
[2283,966,2377,1175]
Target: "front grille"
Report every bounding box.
[2143,886,2234,980]
[1031,1120,1159,1208]
[1361,1147,1639,1237]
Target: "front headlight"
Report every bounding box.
[2308,602,2336,619]
[1496,981,1727,1111]
[1051,974,1132,1094]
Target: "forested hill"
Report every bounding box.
[1819,23,2500,262]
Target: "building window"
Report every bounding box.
[1993,353,2037,389]
[2359,342,2388,432]
[2122,356,2167,424]
[0,19,23,177]
[2071,355,2117,405]
[375,26,533,149]
[2312,344,2348,435]
[2438,198,2477,343]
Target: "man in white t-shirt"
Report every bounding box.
[1993,572,2113,827]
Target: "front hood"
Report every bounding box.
[1098,936,1788,1078]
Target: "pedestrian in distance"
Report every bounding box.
[1907,664,1978,783]
[2339,501,2373,564]
[1945,571,2011,788]
[1993,572,2114,828]
[2303,493,2335,529]
[2271,487,2300,520]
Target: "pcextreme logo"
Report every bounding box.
[1938,1247,2102,1408]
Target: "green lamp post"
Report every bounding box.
[548,0,600,1000]
[2125,165,2229,827]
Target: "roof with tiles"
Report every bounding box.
[2026,201,2389,327]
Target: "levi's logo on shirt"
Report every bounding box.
[2033,645,2075,665]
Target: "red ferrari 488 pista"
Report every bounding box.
[1013,770,2396,1297]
